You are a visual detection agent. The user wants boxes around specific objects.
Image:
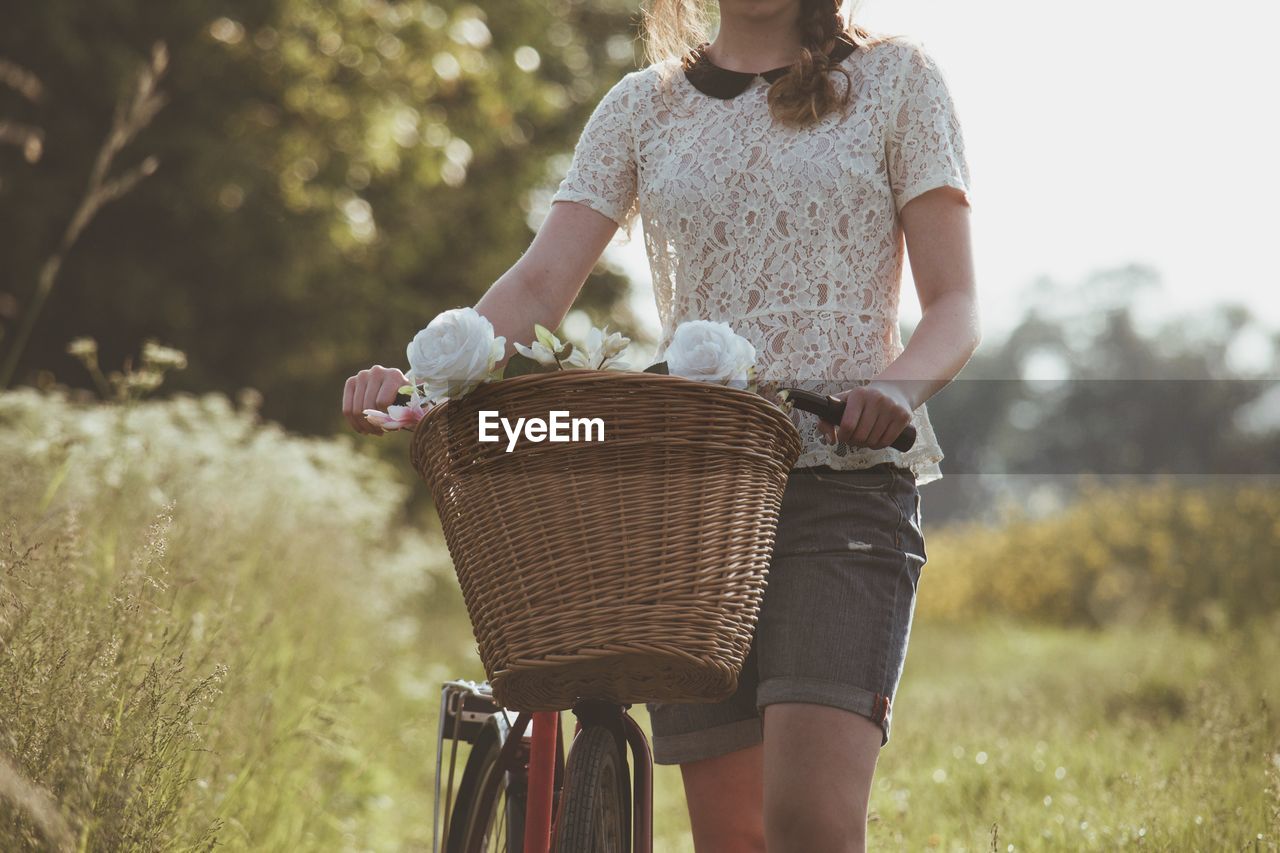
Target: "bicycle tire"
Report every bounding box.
[552,723,630,853]
[446,717,527,853]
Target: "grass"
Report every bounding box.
[862,614,1280,850]
[631,614,1280,852]
[2,386,1277,850]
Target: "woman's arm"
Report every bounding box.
[874,187,981,408]
[475,200,625,365]
[340,201,619,435]
[825,188,981,449]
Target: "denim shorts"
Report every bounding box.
[645,462,927,764]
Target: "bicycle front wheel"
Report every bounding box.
[552,723,630,852]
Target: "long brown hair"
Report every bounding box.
[640,0,898,127]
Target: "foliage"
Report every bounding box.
[0,0,642,431]
[921,264,1280,523]
[917,474,1280,629]
[937,299,1279,477]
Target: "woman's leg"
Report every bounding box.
[678,742,767,851]
[752,463,927,851]
[647,639,767,851]
[761,703,880,852]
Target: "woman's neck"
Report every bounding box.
[704,11,804,73]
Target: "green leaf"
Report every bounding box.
[533,323,559,351]
[643,361,669,375]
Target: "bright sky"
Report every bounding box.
[603,0,1279,363]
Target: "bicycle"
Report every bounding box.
[427,388,915,853]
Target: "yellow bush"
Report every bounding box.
[917,476,1280,629]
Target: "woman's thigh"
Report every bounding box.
[646,463,927,759]
[755,463,926,747]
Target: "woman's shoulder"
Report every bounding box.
[604,56,687,111]
[846,30,934,75]
[852,30,952,84]
[632,55,682,90]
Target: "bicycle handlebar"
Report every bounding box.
[392,386,917,452]
[777,388,917,452]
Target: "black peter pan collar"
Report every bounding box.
[683,32,859,99]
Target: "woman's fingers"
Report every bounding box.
[342,375,367,435]
[354,373,379,435]
[835,391,863,445]
[818,419,837,445]
[863,408,896,449]
[343,366,406,436]
[361,373,405,438]
[376,373,403,409]
[834,385,912,449]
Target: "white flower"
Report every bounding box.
[513,324,569,367]
[66,336,98,359]
[665,320,756,389]
[405,307,506,402]
[566,325,630,370]
[141,339,188,370]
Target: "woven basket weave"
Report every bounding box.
[409,369,801,712]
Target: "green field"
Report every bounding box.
[431,591,1280,852]
[1,389,1276,851]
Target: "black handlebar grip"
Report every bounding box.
[780,389,917,452]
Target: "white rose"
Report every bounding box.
[665,320,756,389]
[405,307,506,401]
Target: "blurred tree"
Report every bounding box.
[922,264,1280,523]
[0,0,643,431]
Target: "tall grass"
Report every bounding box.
[3,379,1277,849]
[0,386,458,850]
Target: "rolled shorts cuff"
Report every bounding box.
[649,716,763,766]
[757,676,893,748]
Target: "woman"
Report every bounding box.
[344,0,979,848]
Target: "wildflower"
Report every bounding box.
[565,325,630,370]
[365,387,431,431]
[141,339,188,370]
[513,323,572,368]
[66,336,98,360]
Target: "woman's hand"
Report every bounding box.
[818,380,915,450]
[342,364,410,436]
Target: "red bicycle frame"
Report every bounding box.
[491,707,654,852]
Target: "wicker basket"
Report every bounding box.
[409,369,801,712]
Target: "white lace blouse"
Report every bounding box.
[549,33,972,485]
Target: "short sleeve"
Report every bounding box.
[885,41,972,214]
[549,72,640,235]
